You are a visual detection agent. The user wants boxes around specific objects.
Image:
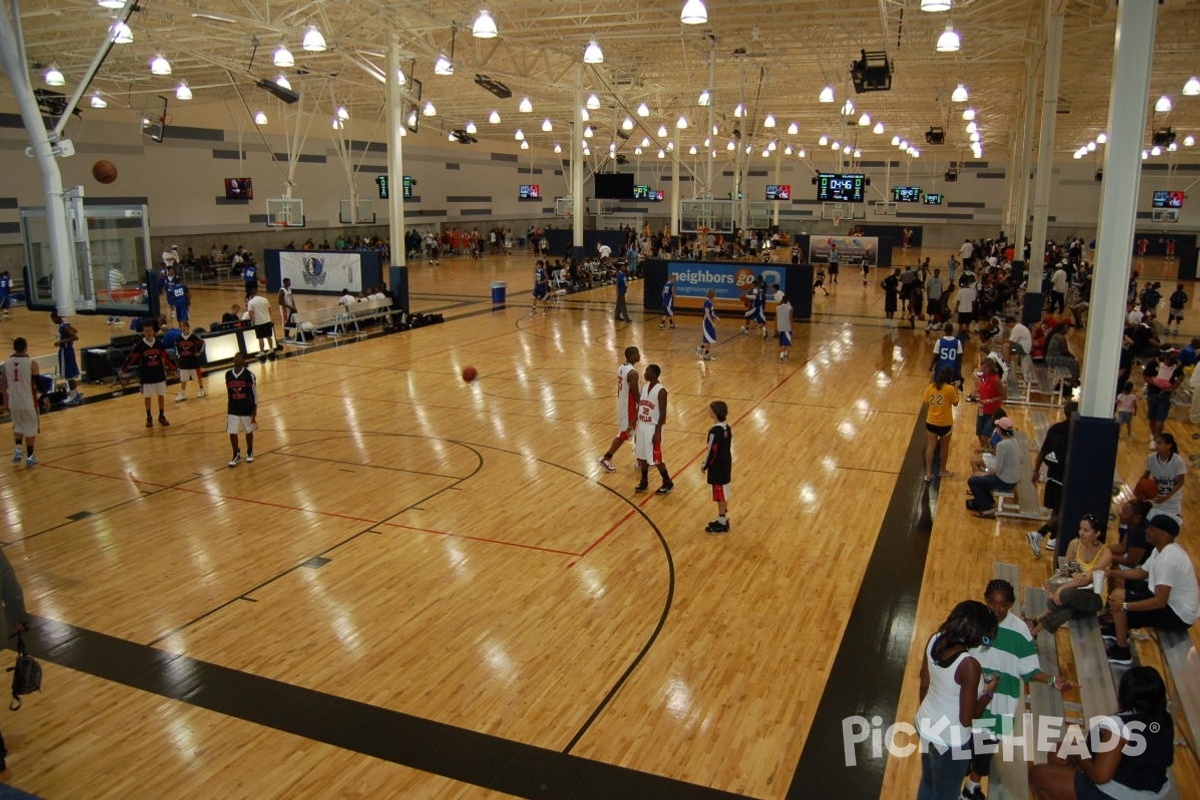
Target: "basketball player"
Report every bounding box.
[242,256,259,298]
[49,310,84,405]
[598,346,640,473]
[174,322,206,401]
[776,294,793,362]
[123,322,175,427]
[741,277,768,337]
[0,270,12,319]
[659,274,676,329]
[931,322,965,388]
[2,338,40,466]
[531,260,549,314]
[633,363,674,495]
[701,400,733,533]
[695,289,718,360]
[225,351,257,466]
[278,278,298,333]
[168,276,190,323]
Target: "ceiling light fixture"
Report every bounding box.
[858,112,871,126]
[962,107,976,121]
[302,24,326,52]
[97,0,124,7]
[621,117,633,130]
[920,0,952,11]
[43,65,65,86]
[586,93,601,110]
[1155,95,1172,113]
[1183,77,1200,97]
[1096,132,1107,143]
[636,102,650,117]
[798,148,806,157]
[275,75,292,90]
[764,114,776,128]
[472,10,498,39]
[434,54,453,75]
[514,129,524,141]
[873,121,884,134]
[274,45,294,67]
[891,135,900,146]
[90,92,107,108]
[698,89,711,106]
[554,143,562,153]
[819,86,834,103]
[841,99,855,115]
[936,25,960,52]
[423,100,436,116]
[689,145,698,155]
[1183,135,1195,147]
[175,80,192,100]
[519,97,533,112]
[680,0,708,25]
[580,108,590,121]
[583,41,604,64]
[951,84,968,102]
[336,106,349,120]
[733,103,745,118]
[150,55,171,76]
[520,141,529,150]
[787,122,799,135]
[488,109,501,123]
[818,135,829,146]
[657,124,669,137]
[965,121,977,133]
[676,115,688,129]
[110,21,133,43]
[542,118,553,132]
[254,111,268,125]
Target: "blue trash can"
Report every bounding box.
[490,281,506,305]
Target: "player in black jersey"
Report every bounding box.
[224,351,258,466]
[123,323,176,427]
[701,400,733,534]
[174,322,206,401]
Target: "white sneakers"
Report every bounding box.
[175,392,186,402]
[197,388,206,398]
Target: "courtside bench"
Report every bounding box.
[287,298,392,345]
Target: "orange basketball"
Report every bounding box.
[92,160,118,184]
[1134,476,1159,500]
[462,366,478,383]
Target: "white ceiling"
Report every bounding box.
[7,0,1200,168]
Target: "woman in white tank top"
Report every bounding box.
[917,601,999,800]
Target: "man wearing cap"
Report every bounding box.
[1049,262,1068,314]
[162,244,180,270]
[966,416,1022,518]
[1105,514,1199,665]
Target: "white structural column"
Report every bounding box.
[670,128,681,238]
[1011,57,1040,269]
[0,0,76,315]
[1026,0,1066,300]
[572,67,584,253]
[1080,0,1157,416]
[386,40,406,263]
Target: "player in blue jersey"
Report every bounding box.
[531,260,549,314]
[930,322,965,388]
[695,289,718,361]
[168,277,190,323]
[741,276,768,338]
[659,274,676,329]
[49,310,84,405]
[0,271,11,319]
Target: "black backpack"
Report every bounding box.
[8,633,41,710]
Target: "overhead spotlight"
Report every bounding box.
[818,135,829,146]
[1184,135,1196,147]
[853,149,862,158]
[150,54,171,75]
[465,121,477,134]
[423,100,436,116]
[541,118,553,132]
[858,113,870,126]
[520,141,529,150]
[275,75,292,90]
[658,124,669,137]
[675,115,688,129]
[733,103,746,118]
[302,25,326,52]
[90,92,107,108]
[254,111,268,125]
[798,148,806,157]
[763,113,776,128]
[842,145,851,154]
[109,21,133,43]
[762,149,770,158]
[969,131,980,143]
[621,116,634,131]
[831,140,840,150]
[873,121,884,134]
[1086,141,1096,152]
[841,99,855,115]
[965,121,978,134]
[641,136,650,147]
[583,41,604,63]
[1142,150,1149,159]
[636,102,650,117]
[519,97,533,112]
[962,107,976,121]
[1155,95,1172,113]
[689,145,698,155]
[434,54,453,75]
[899,139,908,149]
[658,149,666,158]
[397,68,407,86]
[488,109,501,123]
[175,80,192,100]
[726,140,735,151]
[472,10,498,39]
[583,126,594,138]
[586,93,601,110]
[920,0,952,10]
[936,24,960,52]
[408,110,419,128]
[698,89,711,106]
[890,135,900,146]
[514,128,524,141]
[1168,142,1178,152]
[554,143,563,153]
[274,45,294,67]
[43,65,65,86]
[767,139,777,151]
[580,108,590,121]
[784,144,793,155]
[680,0,708,25]
[97,0,124,7]
[787,122,799,135]
[951,84,969,102]
[332,118,344,130]
[1184,77,1200,97]
[337,106,349,120]
[819,86,834,103]
[1096,132,1108,144]
[1151,145,1162,156]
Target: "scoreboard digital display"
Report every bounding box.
[766,184,792,201]
[633,185,665,201]
[892,185,922,203]
[923,193,943,205]
[816,173,866,203]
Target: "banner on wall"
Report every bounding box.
[280,251,363,292]
[667,261,788,312]
[809,236,879,265]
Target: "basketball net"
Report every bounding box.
[832,213,843,229]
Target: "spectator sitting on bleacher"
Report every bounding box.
[959,579,1075,800]
[1106,499,1152,595]
[1105,515,1199,665]
[1029,666,1174,799]
[966,417,1020,519]
[1027,514,1112,637]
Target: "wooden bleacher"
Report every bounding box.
[995,431,1050,521]
[287,297,393,346]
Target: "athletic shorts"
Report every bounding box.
[710,483,730,502]
[174,303,190,322]
[10,407,39,437]
[1146,392,1172,422]
[957,311,973,326]
[141,381,167,397]
[926,423,952,437]
[179,368,201,382]
[975,413,996,438]
[633,423,662,464]
[780,331,793,347]
[226,414,258,435]
[1124,585,1194,633]
[661,300,674,317]
[702,319,718,344]
[533,285,548,299]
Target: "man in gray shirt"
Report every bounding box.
[966,417,1022,518]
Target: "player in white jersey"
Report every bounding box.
[633,363,674,494]
[2,338,41,466]
[598,346,640,473]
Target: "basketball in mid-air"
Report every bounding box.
[92,159,118,184]
[462,366,478,383]
[1134,476,1159,500]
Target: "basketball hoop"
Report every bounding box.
[832,212,843,229]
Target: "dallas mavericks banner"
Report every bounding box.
[279,251,363,292]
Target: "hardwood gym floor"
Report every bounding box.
[0,247,1196,799]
